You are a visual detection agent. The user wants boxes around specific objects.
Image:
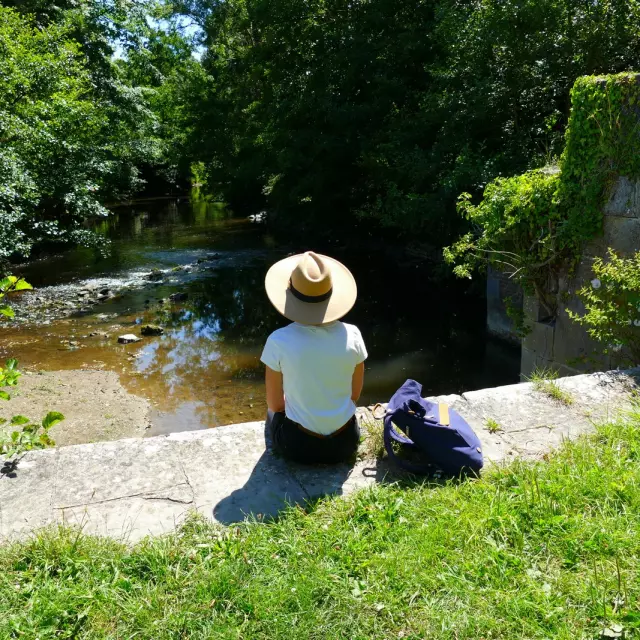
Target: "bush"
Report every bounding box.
[568,249,640,365]
[445,73,640,316]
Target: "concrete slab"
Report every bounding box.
[168,423,308,525]
[0,370,638,543]
[0,448,59,539]
[52,437,193,540]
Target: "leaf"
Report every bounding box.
[5,359,18,371]
[0,307,15,319]
[0,417,6,425]
[42,412,64,429]
[39,434,54,446]
[13,280,32,292]
[10,415,30,426]
[0,391,10,401]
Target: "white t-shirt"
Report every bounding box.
[260,321,368,435]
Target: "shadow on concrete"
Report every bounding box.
[212,422,391,525]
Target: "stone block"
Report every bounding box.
[586,215,640,258]
[51,437,193,540]
[462,380,592,459]
[523,320,555,362]
[604,176,640,218]
[58,490,193,542]
[520,348,555,380]
[523,294,540,320]
[552,307,610,373]
[288,459,382,500]
[54,437,186,506]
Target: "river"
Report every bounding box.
[0,197,520,435]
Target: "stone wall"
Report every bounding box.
[521,177,640,378]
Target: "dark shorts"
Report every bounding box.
[267,411,360,465]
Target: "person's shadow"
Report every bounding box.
[213,421,386,524]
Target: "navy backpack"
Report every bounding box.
[383,379,484,476]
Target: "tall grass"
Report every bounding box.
[1,412,640,639]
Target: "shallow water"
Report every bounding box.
[0,198,520,434]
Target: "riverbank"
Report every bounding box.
[2,367,638,543]
[2,402,639,639]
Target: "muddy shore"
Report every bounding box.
[1,370,151,446]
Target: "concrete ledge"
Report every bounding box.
[1,369,638,543]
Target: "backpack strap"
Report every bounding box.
[383,409,435,475]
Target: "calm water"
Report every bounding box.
[0,198,520,434]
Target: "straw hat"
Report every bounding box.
[265,251,357,325]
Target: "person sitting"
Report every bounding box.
[261,251,367,464]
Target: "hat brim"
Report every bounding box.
[265,253,357,325]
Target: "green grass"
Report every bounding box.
[527,366,575,406]
[2,414,640,639]
[359,417,385,459]
[485,417,502,433]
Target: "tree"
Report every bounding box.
[180,0,640,240]
[0,5,163,261]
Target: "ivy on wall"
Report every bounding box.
[444,73,640,317]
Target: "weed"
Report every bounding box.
[359,418,385,459]
[485,417,501,433]
[527,366,574,406]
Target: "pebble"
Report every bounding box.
[118,334,141,344]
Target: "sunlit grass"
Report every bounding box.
[1,411,640,639]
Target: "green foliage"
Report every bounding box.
[0,2,200,260]
[485,417,501,434]
[182,0,640,236]
[568,249,640,365]
[0,276,32,320]
[0,412,60,459]
[527,367,575,406]
[1,283,61,459]
[0,359,21,400]
[445,74,640,312]
[2,415,640,637]
[444,168,562,312]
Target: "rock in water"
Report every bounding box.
[169,292,188,302]
[145,269,164,282]
[118,334,141,344]
[140,324,164,336]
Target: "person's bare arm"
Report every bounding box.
[265,365,285,412]
[351,362,365,403]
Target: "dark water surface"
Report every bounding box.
[0,198,520,434]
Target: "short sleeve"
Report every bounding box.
[352,326,368,364]
[260,334,281,372]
